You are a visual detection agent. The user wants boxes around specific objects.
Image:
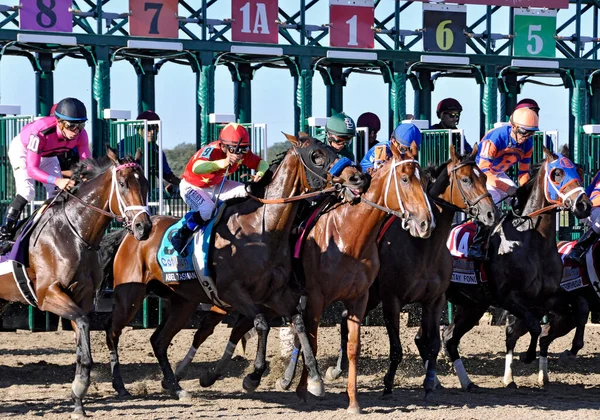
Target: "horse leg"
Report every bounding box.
[500,297,542,365]
[277,332,301,391]
[175,311,225,383]
[504,316,528,387]
[295,297,326,401]
[415,295,446,396]
[150,294,198,400]
[242,314,270,393]
[325,308,349,382]
[442,302,487,391]
[381,297,402,396]
[106,283,147,397]
[345,294,369,414]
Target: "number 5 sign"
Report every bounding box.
[423,4,466,53]
[329,0,374,49]
[513,9,556,58]
[129,0,179,38]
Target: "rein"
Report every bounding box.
[448,160,491,218]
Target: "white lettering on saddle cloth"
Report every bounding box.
[560,266,584,292]
[452,259,478,285]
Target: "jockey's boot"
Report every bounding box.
[466,223,491,261]
[0,195,28,241]
[565,229,600,266]
[171,223,195,256]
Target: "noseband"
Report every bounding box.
[108,162,151,229]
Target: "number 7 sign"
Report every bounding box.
[329,0,374,49]
[130,0,179,38]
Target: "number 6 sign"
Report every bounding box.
[329,0,374,49]
[129,0,179,38]
[513,9,556,58]
[20,0,73,32]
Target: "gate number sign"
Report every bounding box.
[231,0,279,44]
[423,4,466,54]
[513,9,557,58]
[129,0,179,38]
[329,0,374,49]
[20,0,73,33]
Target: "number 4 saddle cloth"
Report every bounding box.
[446,221,488,286]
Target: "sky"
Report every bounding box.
[0,1,595,152]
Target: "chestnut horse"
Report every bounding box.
[0,149,151,418]
[443,148,591,390]
[322,145,497,396]
[101,133,369,399]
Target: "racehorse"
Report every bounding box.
[322,144,497,396]
[0,148,151,419]
[443,147,591,390]
[101,133,369,399]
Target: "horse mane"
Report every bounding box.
[223,160,280,207]
[424,152,476,196]
[69,154,138,194]
[512,161,543,214]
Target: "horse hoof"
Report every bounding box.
[325,366,342,381]
[347,405,362,415]
[435,382,445,390]
[423,378,436,394]
[176,389,191,400]
[199,371,217,388]
[276,378,292,392]
[558,350,575,367]
[505,381,517,389]
[465,382,480,392]
[117,389,133,399]
[381,388,392,398]
[242,375,260,393]
[307,377,325,397]
[70,409,87,419]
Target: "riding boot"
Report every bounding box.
[0,194,28,241]
[466,223,491,261]
[565,229,600,266]
[171,212,207,256]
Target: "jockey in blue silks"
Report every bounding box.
[360,123,422,172]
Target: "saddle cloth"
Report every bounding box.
[447,222,488,285]
[557,241,600,298]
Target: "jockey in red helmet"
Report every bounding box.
[171,123,269,255]
[430,98,473,154]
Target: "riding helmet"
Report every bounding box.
[392,123,422,149]
[326,112,356,137]
[219,123,251,147]
[137,110,160,121]
[511,107,539,131]
[54,98,87,122]
[357,112,381,132]
[514,98,540,114]
[436,98,463,118]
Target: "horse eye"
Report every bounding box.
[119,181,126,188]
[461,177,470,184]
[310,151,325,166]
[401,176,409,183]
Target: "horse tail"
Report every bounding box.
[96,228,129,304]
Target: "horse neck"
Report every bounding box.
[517,168,556,238]
[65,169,115,244]
[430,168,460,231]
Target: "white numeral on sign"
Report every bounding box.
[345,14,358,46]
[527,24,543,55]
[239,2,270,35]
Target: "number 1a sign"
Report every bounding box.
[329,0,374,49]
[231,0,279,44]
[513,9,556,58]
[20,0,73,32]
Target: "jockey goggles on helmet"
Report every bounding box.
[61,120,85,131]
[226,145,249,154]
[329,133,353,145]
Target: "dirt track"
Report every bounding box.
[1,321,600,419]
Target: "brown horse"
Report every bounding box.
[443,148,592,390]
[320,144,497,396]
[102,133,369,399]
[0,148,151,418]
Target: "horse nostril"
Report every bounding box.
[420,220,428,231]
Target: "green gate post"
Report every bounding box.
[327,65,344,116]
[570,69,589,165]
[137,58,156,115]
[481,65,498,136]
[91,46,111,157]
[293,56,313,135]
[413,70,431,122]
[387,60,406,135]
[590,73,600,125]
[35,53,53,117]
[233,63,252,124]
[197,52,215,148]
[499,72,518,122]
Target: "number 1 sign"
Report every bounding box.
[329,0,374,49]
[129,0,179,38]
[513,9,556,58]
[20,0,73,33]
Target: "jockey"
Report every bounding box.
[117,110,181,193]
[565,171,600,265]
[170,123,269,254]
[357,112,381,149]
[0,97,91,240]
[430,98,473,154]
[360,123,422,172]
[467,107,538,260]
[319,112,356,161]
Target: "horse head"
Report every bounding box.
[539,146,591,219]
[443,144,498,226]
[281,132,369,200]
[105,147,153,240]
[367,140,434,239]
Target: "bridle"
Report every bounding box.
[362,157,435,231]
[448,160,492,218]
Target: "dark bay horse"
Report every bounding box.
[0,149,151,418]
[102,133,369,399]
[323,145,497,396]
[443,148,591,390]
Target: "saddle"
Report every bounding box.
[557,241,600,300]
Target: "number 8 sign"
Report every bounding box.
[20,0,73,32]
[513,9,556,58]
[329,0,374,49]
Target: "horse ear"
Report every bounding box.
[134,147,143,163]
[106,145,119,164]
[390,140,401,159]
[409,141,419,159]
[450,144,457,163]
[470,142,479,158]
[283,132,300,147]
[543,146,554,160]
[560,144,570,158]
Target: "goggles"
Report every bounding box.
[444,112,461,119]
[61,120,85,131]
[226,145,249,154]
[330,134,353,145]
[515,126,536,138]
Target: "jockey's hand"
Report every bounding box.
[252,173,264,183]
[56,178,75,191]
[506,186,518,197]
[225,153,242,166]
[165,183,179,196]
